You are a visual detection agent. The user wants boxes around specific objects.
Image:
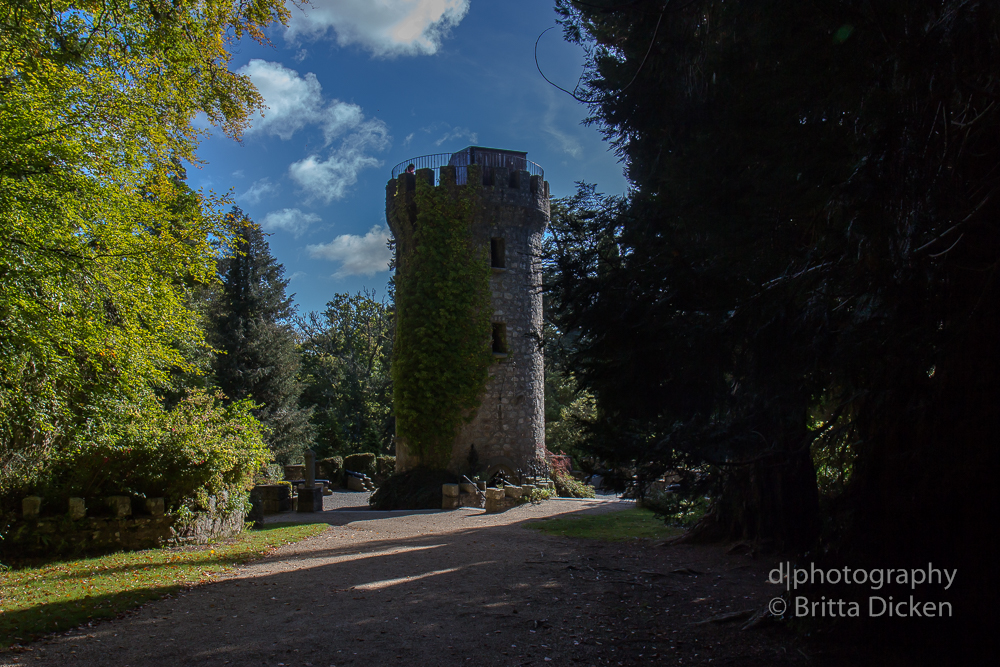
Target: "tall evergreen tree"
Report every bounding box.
[551,1,999,651]
[211,208,312,462]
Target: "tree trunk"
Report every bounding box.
[714,445,820,551]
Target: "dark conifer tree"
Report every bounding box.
[551,2,999,654]
[210,208,312,462]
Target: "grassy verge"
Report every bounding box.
[525,507,682,542]
[0,522,326,648]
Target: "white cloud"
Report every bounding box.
[237,59,391,202]
[289,271,307,281]
[238,60,325,140]
[543,124,583,159]
[239,177,279,205]
[238,59,383,146]
[289,118,390,203]
[542,89,583,159]
[261,208,321,237]
[403,132,415,146]
[434,126,477,147]
[285,0,470,57]
[307,225,393,277]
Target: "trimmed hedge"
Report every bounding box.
[375,455,396,483]
[343,453,376,478]
[318,457,344,486]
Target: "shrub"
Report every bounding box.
[256,463,284,483]
[551,469,596,499]
[643,490,710,528]
[527,487,556,503]
[343,453,376,478]
[318,457,344,486]
[375,455,396,483]
[368,467,459,510]
[52,390,268,513]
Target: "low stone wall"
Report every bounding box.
[442,483,551,512]
[2,496,247,558]
[251,484,293,513]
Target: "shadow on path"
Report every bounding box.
[2,500,814,667]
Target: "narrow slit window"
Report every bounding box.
[491,323,507,356]
[490,237,506,269]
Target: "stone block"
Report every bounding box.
[459,482,477,495]
[145,497,165,516]
[484,488,507,513]
[521,484,536,492]
[442,495,461,510]
[106,496,131,517]
[254,484,291,501]
[442,483,460,497]
[504,486,523,499]
[253,484,292,514]
[347,476,367,492]
[22,496,41,519]
[459,493,485,509]
[260,499,282,514]
[477,482,487,491]
[296,485,323,512]
[68,497,86,520]
[284,464,305,481]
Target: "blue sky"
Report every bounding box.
[190,0,628,315]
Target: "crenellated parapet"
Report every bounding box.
[385,164,549,245]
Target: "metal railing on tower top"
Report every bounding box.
[391,147,544,186]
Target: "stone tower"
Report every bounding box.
[386,146,549,481]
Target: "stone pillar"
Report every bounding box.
[442,483,460,510]
[68,497,86,520]
[297,449,323,512]
[484,487,506,513]
[106,496,131,517]
[145,497,165,516]
[23,496,41,519]
[305,449,316,487]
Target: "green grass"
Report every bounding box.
[0,523,326,648]
[525,507,682,542]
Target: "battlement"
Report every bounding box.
[387,164,550,224]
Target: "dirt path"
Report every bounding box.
[2,499,814,666]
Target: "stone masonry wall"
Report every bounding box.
[386,162,549,478]
[1,509,246,558]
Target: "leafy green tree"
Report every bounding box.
[210,209,312,463]
[299,290,395,457]
[0,0,288,494]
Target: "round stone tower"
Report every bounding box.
[386,146,550,481]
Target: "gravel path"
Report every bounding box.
[2,498,811,666]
